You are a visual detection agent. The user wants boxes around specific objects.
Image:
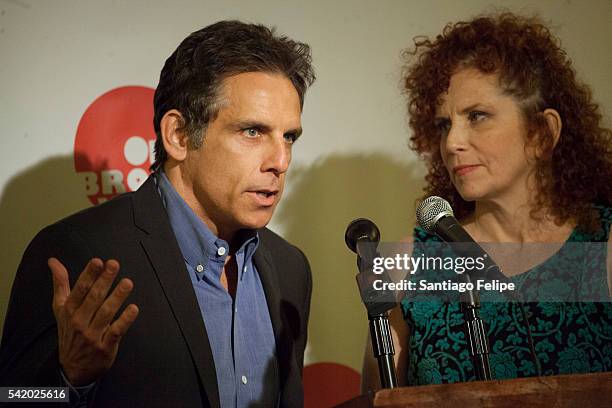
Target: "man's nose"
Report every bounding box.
[263,135,290,175]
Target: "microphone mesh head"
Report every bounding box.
[416,196,454,233]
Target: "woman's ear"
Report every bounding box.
[542,108,562,149]
[160,109,189,163]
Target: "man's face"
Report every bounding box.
[181,72,302,237]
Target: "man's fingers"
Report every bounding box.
[49,258,70,312]
[101,304,139,349]
[73,260,120,325]
[90,278,134,331]
[64,258,105,314]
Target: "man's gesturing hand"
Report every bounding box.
[49,257,139,386]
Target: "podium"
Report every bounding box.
[336,371,612,407]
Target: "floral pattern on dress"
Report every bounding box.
[402,205,612,385]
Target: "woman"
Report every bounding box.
[363,12,612,390]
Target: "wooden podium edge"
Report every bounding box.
[336,371,612,408]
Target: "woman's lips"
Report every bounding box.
[454,165,481,176]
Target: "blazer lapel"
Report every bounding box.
[253,240,292,389]
[132,176,220,408]
[254,244,283,340]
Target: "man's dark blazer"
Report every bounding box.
[0,175,312,407]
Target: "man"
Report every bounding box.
[0,21,315,407]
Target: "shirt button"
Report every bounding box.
[196,264,204,273]
[241,375,248,384]
[217,247,226,256]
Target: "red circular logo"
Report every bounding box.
[304,362,361,407]
[74,86,156,205]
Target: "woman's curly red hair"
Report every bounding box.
[403,12,612,230]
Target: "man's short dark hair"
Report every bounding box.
[151,20,316,170]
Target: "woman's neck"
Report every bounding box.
[462,199,574,243]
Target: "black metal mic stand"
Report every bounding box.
[355,259,398,389]
[345,218,398,389]
[459,272,492,381]
[368,311,398,388]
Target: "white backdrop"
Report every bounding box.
[1,0,611,382]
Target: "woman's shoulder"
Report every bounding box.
[594,204,612,224]
[595,203,612,242]
[573,204,612,242]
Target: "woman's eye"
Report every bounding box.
[435,120,451,136]
[468,111,488,122]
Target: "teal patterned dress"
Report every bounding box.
[401,206,612,385]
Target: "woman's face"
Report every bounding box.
[436,68,535,204]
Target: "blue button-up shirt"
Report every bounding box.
[157,172,279,407]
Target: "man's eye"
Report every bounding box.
[243,128,260,138]
[284,133,298,144]
[468,111,488,123]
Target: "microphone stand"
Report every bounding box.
[368,311,398,388]
[355,256,398,389]
[459,272,492,381]
[416,198,496,382]
[345,219,398,389]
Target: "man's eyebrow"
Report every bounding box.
[232,120,302,137]
[286,127,303,137]
[232,120,272,133]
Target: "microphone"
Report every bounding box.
[416,196,492,380]
[416,196,541,377]
[345,218,398,389]
[344,218,380,268]
[344,218,394,312]
[416,196,502,279]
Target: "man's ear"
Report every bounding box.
[160,109,189,162]
[542,108,562,149]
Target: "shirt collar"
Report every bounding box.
[155,171,259,276]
